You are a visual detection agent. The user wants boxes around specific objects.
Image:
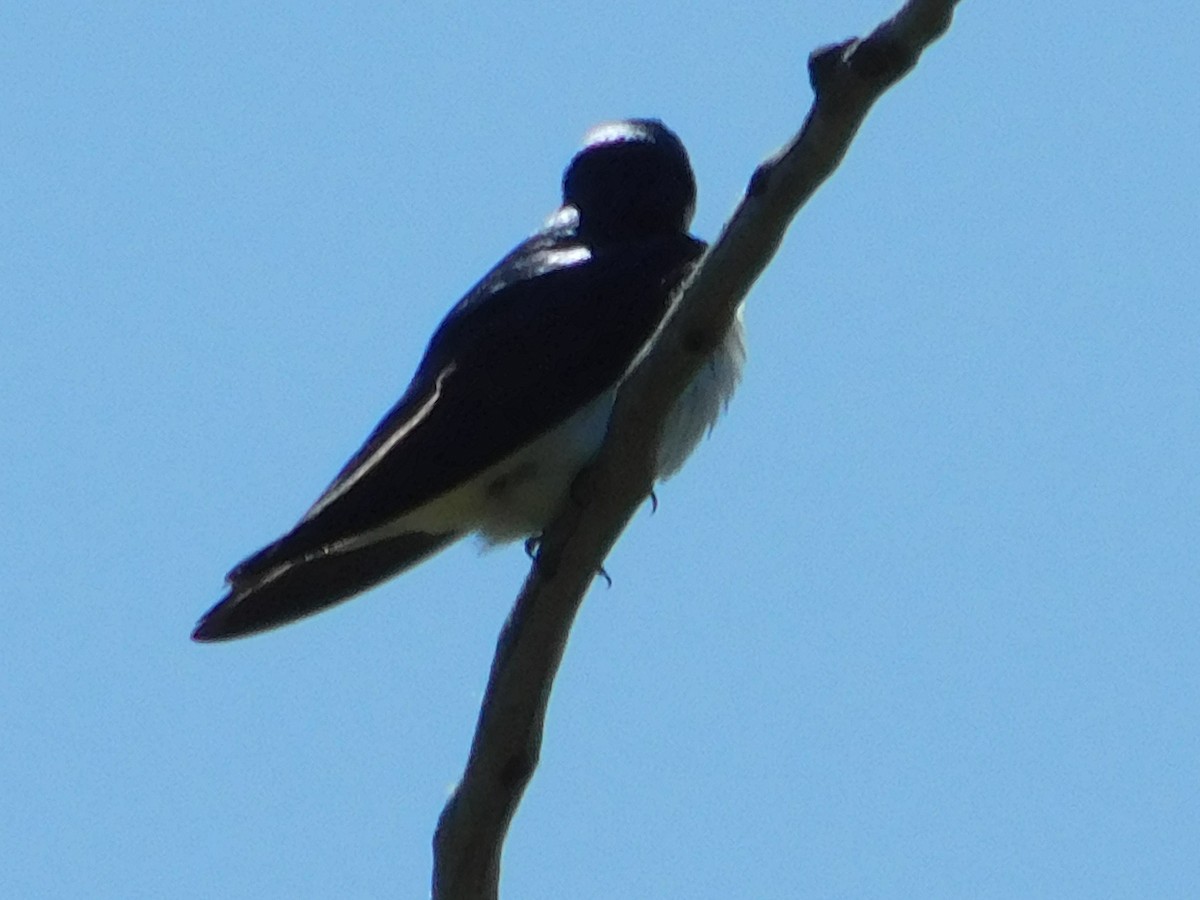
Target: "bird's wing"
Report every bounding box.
[226,228,705,588]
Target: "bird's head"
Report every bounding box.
[562,119,696,244]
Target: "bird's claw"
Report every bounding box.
[524,536,541,560]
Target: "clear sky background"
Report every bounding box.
[3,2,1197,898]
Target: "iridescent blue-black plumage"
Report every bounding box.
[194,120,722,641]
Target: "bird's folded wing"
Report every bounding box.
[227,231,704,587]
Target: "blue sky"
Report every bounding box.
[4,2,1198,897]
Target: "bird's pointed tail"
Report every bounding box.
[192,531,460,642]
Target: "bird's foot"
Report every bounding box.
[524,535,541,560]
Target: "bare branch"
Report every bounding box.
[432,1,963,896]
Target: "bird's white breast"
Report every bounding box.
[655,306,746,479]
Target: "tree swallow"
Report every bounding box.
[193,119,745,642]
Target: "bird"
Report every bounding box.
[192,119,745,642]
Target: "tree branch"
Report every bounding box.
[431,1,963,896]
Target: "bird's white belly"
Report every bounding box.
[387,309,745,544]
[382,388,615,543]
[473,388,618,542]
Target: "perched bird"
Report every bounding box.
[193,119,744,642]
